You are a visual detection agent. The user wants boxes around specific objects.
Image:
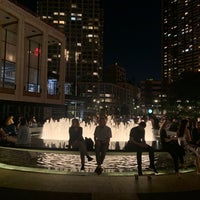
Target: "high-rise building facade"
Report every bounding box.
[162,0,200,85]
[37,0,103,95]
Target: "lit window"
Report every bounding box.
[71,17,76,21]
[59,20,65,24]
[87,34,93,38]
[71,4,77,8]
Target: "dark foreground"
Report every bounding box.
[0,167,200,200]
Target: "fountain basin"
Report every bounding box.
[0,146,196,175]
[6,119,193,176]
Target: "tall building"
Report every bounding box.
[37,0,103,95]
[162,0,200,85]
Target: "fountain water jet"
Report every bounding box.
[41,116,156,149]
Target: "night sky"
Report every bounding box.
[16,0,162,84]
[101,1,162,84]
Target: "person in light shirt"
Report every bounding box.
[94,117,112,174]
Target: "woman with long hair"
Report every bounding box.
[177,119,200,174]
[69,118,93,171]
[159,118,185,176]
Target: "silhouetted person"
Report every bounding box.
[160,119,185,176]
[94,117,112,175]
[128,121,158,175]
[2,115,17,136]
[69,118,93,171]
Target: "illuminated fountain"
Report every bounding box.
[41,116,156,150]
[0,116,195,175]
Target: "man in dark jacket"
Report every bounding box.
[128,121,158,175]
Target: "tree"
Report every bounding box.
[166,71,200,118]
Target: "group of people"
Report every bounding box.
[69,117,112,174]
[159,117,200,176]
[68,117,158,175]
[0,115,31,147]
[1,114,200,176]
[69,115,200,176]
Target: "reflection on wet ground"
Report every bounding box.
[0,146,196,175]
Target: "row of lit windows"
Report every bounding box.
[71,17,81,21]
[41,15,52,19]
[83,26,99,30]
[53,12,65,16]
[53,20,65,24]
[169,0,189,6]
[86,34,99,38]
[71,13,82,17]
[42,17,99,30]
[71,12,82,21]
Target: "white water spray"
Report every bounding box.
[41,116,156,149]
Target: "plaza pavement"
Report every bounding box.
[0,168,200,200]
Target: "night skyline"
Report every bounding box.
[102,1,162,84]
[17,0,162,84]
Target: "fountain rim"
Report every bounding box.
[0,145,196,176]
[0,145,156,176]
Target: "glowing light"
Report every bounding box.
[41,116,156,149]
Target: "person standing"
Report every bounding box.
[128,121,158,176]
[94,117,112,174]
[69,118,93,171]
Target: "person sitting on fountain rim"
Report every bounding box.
[159,118,185,176]
[94,117,112,174]
[69,118,93,171]
[127,121,158,176]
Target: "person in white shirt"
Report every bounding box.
[94,117,112,174]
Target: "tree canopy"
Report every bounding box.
[167,71,200,103]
